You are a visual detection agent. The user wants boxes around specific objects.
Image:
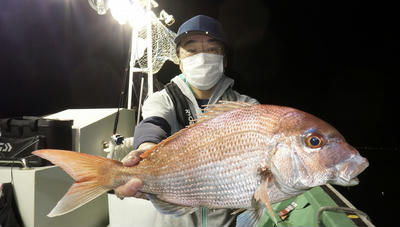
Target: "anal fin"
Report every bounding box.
[231,208,247,215]
[236,207,265,227]
[147,194,198,216]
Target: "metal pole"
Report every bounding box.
[146,0,153,95]
[127,29,138,109]
[137,76,145,125]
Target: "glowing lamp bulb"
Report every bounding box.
[109,0,146,30]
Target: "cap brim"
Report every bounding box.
[174,31,226,46]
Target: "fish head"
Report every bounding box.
[270,109,369,193]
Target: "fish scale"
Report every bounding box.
[131,105,275,208]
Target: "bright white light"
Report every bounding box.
[109,0,146,29]
[109,0,130,24]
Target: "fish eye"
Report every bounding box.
[305,132,324,149]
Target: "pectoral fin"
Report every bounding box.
[254,176,278,225]
[147,194,198,216]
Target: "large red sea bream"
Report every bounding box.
[33,102,368,226]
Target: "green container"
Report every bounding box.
[259,185,373,227]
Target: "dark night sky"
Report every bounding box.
[0,0,397,226]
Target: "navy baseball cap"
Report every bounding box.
[174,15,226,46]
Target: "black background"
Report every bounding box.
[0,0,397,226]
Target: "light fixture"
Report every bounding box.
[88,0,177,111]
[109,0,146,29]
[88,0,109,15]
[159,10,175,26]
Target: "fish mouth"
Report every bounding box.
[332,176,359,186]
[330,156,369,186]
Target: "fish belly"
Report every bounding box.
[140,154,262,208]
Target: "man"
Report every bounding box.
[115,15,259,226]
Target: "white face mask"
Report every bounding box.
[181,53,224,90]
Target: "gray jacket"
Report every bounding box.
[138,74,259,227]
[142,74,259,134]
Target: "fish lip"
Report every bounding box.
[329,176,359,186]
[333,156,368,186]
[347,177,359,185]
[335,176,359,186]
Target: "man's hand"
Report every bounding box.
[113,142,156,199]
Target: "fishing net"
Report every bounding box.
[135,12,179,74]
[88,0,179,74]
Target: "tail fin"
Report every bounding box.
[33,149,121,217]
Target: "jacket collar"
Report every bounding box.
[171,74,235,114]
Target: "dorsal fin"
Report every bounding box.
[139,122,199,159]
[140,101,255,159]
[139,116,206,159]
[195,101,255,124]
